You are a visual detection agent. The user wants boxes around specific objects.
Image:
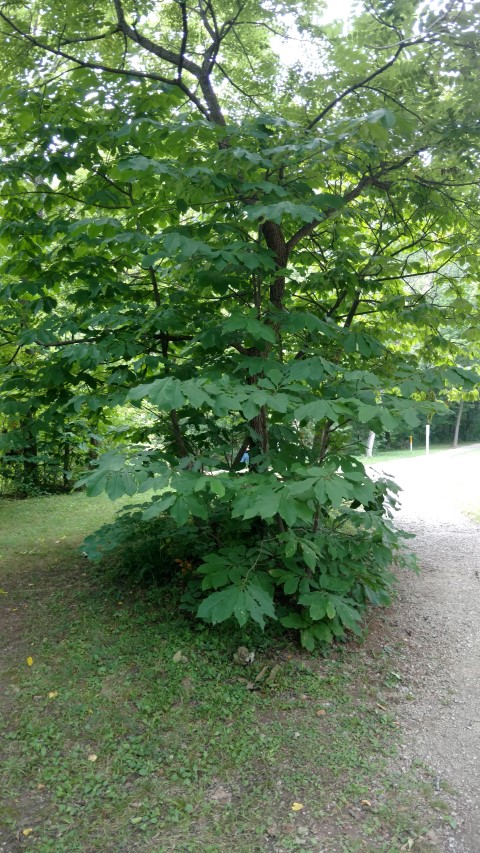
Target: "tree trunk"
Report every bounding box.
[366,430,375,457]
[250,406,269,457]
[23,440,38,487]
[313,420,331,463]
[452,399,464,448]
[21,414,39,489]
[63,441,71,491]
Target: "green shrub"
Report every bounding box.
[82,458,415,650]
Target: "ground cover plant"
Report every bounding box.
[0,493,456,852]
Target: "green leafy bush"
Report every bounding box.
[82,453,414,650]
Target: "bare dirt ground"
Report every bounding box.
[370,445,480,853]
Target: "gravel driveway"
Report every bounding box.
[371,446,480,852]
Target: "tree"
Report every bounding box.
[0,0,479,646]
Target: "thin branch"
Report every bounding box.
[149,267,161,307]
[216,62,263,111]
[177,0,188,81]
[198,0,218,40]
[361,84,425,123]
[58,29,119,46]
[286,173,372,253]
[91,168,133,201]
[366,0,403,42]
[3,344,22,367]
[33,337,98,347]
[307,39,421,130]
[0,10,178,85]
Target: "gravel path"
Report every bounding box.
[371,446,480,852]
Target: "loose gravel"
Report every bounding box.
[371,446,480,852]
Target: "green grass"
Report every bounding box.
[0,493,117,560]
[359,443,473,465]
[0,493,453,852]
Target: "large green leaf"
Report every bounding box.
[197,586,241,625]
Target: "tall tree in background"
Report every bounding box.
[0,0,479,646]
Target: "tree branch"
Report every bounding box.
[149,267,161,308]
[177,0,188,81]
[344,293,361,328]
[58,29,120,46]
[286,149,423,253]
[307,40,418,130]
[0,8,211,119]
[231,436,251,470]
[113,0,225,124]
[112,0,201,76]
[0,10,177,85]
[286,174,371,253]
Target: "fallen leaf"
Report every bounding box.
[22,829,33,837]
[27,657,33,667]
[172,650,187,663]
[361,799,372,807]
[291,802,304,811]
[316,709,326,716]
[254,665,270,683]
[87,754,98,762]
[0,588,8,595]
[37,784,45,790]
[266,664,280,684]
[48,691,58,699]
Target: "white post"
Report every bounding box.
[425,423,430,455]
[366,430,375,458]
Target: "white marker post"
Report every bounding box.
[425,423,430,455]
[409,435,413,452]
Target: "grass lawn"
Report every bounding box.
[0,494,453,852]
[359,445,454,466]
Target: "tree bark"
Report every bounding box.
[63,440,71,491]
[313,420,331,463]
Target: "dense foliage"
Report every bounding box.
[0,0,479,645]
